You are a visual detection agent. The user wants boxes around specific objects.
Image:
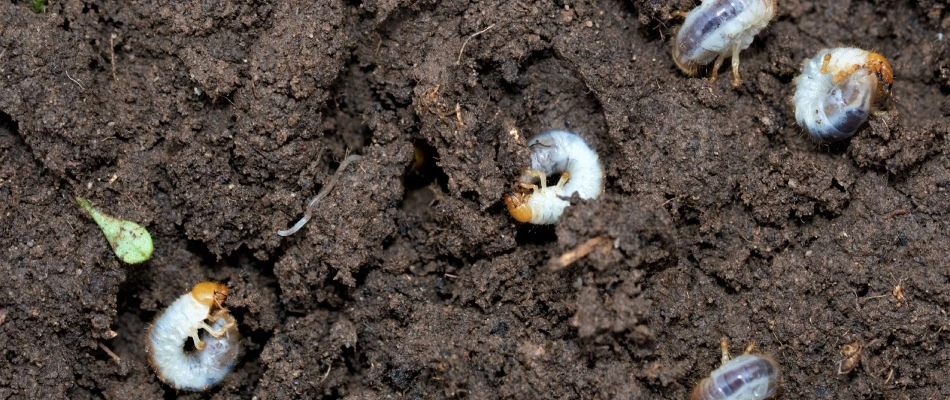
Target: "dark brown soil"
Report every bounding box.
[1,0,949,398]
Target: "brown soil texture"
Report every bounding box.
[2,0,950,398]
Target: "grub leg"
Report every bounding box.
[731,44,742,87]
[710,52,727,84]
[522,170,548,190]
[719,337,731,364]
[555,171,571,189]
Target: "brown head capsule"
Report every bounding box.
[191,281,229,308]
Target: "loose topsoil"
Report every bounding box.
[1,0,949,399]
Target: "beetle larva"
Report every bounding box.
[691,354,781,400]
[146,282,241,391]
[793,47,893,141]
[672,0,776,87]
[504,130,603,225]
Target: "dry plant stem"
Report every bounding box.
[548,236,612,271]
[278,154,364,237]
[98,342,122,363]
[110,33,117,81]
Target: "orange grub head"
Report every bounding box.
[865,52,894,105]
[191,282,229,308]
[865,52,893,86]
[503,192,533,223]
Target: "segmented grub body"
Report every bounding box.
[504,130,603,225]
[690,354,781,400]
[793,47,893,141]
[673,0,776,86]
[146,282,241,391]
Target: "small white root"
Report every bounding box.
[278,154,363,237]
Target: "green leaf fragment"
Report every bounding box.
[31,0,47,13]
[76,196,154,264]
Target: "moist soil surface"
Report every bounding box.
[2,1,949,399]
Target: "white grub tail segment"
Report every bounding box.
[146,282,241,391]
[690,354,781,400]
[793,48,894,141]
[672,0,776,86]
[504,130,603,225]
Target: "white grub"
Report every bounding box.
[278,154,363,237]
[504,130,603,225]
[146,282,240,391]
[672,0,776,87]
[793,47,893,141]
[691,339,781,400]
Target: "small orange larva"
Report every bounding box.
[146,282,241,391]
[837,341,863,375]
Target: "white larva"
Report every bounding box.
[793,47,894,141]
[691,340,781,400]
[672,0,776,87]
[146,282,241,391]
[504,130,603,225]
[691,355,781,400]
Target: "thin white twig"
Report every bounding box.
[278,154,364,237]
[320,363,332,381]
[65,69,84,90]
[110,33,117,81]
[98,342,122,363]
[457,24,496,65]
